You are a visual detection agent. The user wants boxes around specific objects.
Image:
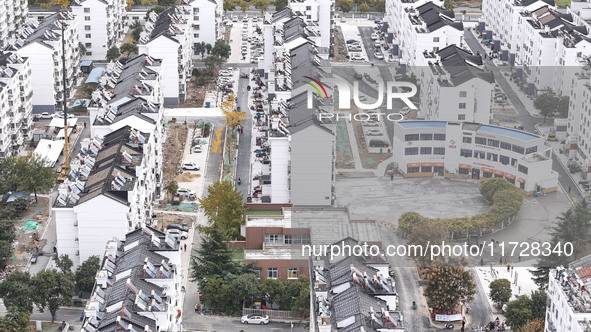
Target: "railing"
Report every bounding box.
[242,308,294,320]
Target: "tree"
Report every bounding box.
[120,43,138,57]
[0,271,35,313]
[54,254,73,276]
[204,55,223,71]
[0,306,31,332]
[550,200,591,260]
[106,46,120,62]
[489,279,512,309]
[145,5,165,20]
[0,157,19,194]
[534,92,559,124]
[260,277,289,309]
[505,295,533,330]
[516,318,544,332]
[358,2,370,12]
[274,0,288,10]
[211,41,231,59]
[0,219,16,269]
[423,266,475,311]
[15,154,56,200]
[201,276,231,311]
[407,219,447,266]
[33,270,75,322]
[132,26,143,42]
[289,276,310,316]
[205,43,213,56]
[443,0,455,9]
[375,0,385,12]
[189,226,238,286]
[198,180,246,239]
[164,181,179,202]
[211,125,224,154]
[221,94,248,129]
[158,0,176,5]
[480,178,514,202]
[398,211,424,236]
[194,42,205,59]
[252,0,270,13]
[530,290,547,320]
[230,274,260,308]
[336,0,353,12]
[79,42,87,55]
[238,0,249,12]
[126,0,134,8]
[224,0,237,10]
[558,96,569,118]
[75,256,101,293]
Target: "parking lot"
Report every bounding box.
[338,18,389,63]
[227,15,264,64]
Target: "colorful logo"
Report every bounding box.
[304,76,328,100]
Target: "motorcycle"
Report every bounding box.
[444,323,454,330]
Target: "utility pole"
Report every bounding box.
[62,21,69,172]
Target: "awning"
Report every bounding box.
[518,178,526,183]
[49,117,78,128]
[421,162,433,167]
[433,162,444,167]
[56,128,74,139]
[407,163,421,168]
[504,173,516,180]
[481,168,493,173]
[458,164,471,169]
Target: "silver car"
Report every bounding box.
[240,314,269,325]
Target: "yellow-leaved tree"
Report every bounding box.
[220,93,247,129]
[211,126,224,154]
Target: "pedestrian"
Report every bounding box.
[505,256,508,264]
[184,244,187,251]
[507,264,510,272]
[499,256,502,264]
[568,186,572,193]
[84,122,87,128]
[518,255,521,262]
[484,53,487,59]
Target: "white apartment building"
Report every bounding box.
[565,70,591,177]
[419,45,495,124]
[53,126,161,266]
[385,0,463,66]
[12,11,81,114]
[181,0,223,52]
[71,0,127,60]
[288,0,334,48]
[81,226,184,332]
[0,52,33,157]
[392,121,558,194]
[0,0,29,48]
[546,255,591,332]
[138,6,192,106]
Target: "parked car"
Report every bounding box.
[369,139,389,147]
[181,162,200,170]
[242,15,249,22]
[365,129,383,136]
[167,228,188,240]
[240,314,269,325]
[193,145,202,153]
[374,52,384,60]
[177,188,195,196]
[167,224,189,232]
[371,33,379,40]
[219,70,232,77]
[54,112,75,118]
[346,39,359,44]
[399,106,412,115]
[374,41,381,49]
[350,53,365,61]
[348,45,362,52]
[39,112,53,119]
[363,120,380,127]
[30,254,37,264]
[232,16,238,22]
[252,17,258,22]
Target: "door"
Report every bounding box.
[471,168,480,180]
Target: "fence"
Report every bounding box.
[242,308,294,320]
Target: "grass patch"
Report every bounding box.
[232,248,244,260]
[245,210,283,216]
[555,0,570,6]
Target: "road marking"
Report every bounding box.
[270,328,283,331]
[64,314,76,317]
[200,323,212,326]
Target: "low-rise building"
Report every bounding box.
[71,0,128,60]
[181,0,223,53]
[392,121,558,194]
[288,0,334,49]
[81,226,184,332]
[13,11,81,114]
[546,255,591,332]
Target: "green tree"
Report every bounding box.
[375,0,385,12]
[252,0,270,13]
[198,180,245,239]
[489,279,512,309]
[132,26,143,42]
[289,275,310,317]
[398,211,424,236]
[204,55,223,71]
[120,43,139,57]
[0,271,35,313]
[407,219,448,266]
[15,154,56,200]
[238,0,249,12]
[33,270,75,322]
[480,178,514,201]
[0,219,17,269]
[0,157,18,194]
[550,200,591,260]
[558,96,569,118]
[78,42,87,55]
[205,43,213,56]
[211,41,231,59]
[54,254,73,276]
[443,0,455,9]
[224,0,237,10]
[106,46,121,62]
[260,277,290,309]
[189,226,238,286]
[157,0,175,5]
[505,295,533,330]
[164,180,179,203]
[0,306,31,331]
[145,5,166,20]
[534,92,559,124]
[516,318,544,332]
[530,290,547,320]
[336,0,353,12]
[358,2,370,12]
[201,276,231,311]
[274,0,288,10]
[230,273,260,308]
[423,266,475,311]
[75,256,101,293]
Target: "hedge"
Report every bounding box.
[399,178,523,234]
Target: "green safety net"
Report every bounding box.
[163,203,196,211]
[20,221,39,230]
[336,119,353,158]
[9,251,17,261]
[19,206,45,223]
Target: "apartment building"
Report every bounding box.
[0,52,33,157]
[419,45,495,123]
[53,126,161,266]
[311,238,403,332]
[12,11,81,114]
[71,0,127,60]
[138,6,192,106]
[392,121,558,193]
[565,70,591,177]
[0,0,29,48]
[288,0,334,48]
[385,0,463,66]
[181,0,223,52]
[545,255,591,332]
[81,226,183,332]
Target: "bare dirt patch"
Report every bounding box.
[153,212,195,231]
[351,112,390,169]
[9,197,50,270]
[163,124,189,189]
[175,173,201,182]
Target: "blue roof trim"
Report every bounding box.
[397,121,447,128]
[478,125,539,141]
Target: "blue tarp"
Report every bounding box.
[85,67,106,84]
[3,191,30,203]
[81,60,92,67]
[69,99,91,109]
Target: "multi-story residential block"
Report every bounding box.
[181,0,223,54]
[81,226,184,332]
[288,0,334,49]
[545,255,591,332]
[0,52,33,157]
[565,70,591,177]
[138,6,192,106]
[0,0,29,47]
[391,121,558,193]
[53,126,161,266]
[419,45,495,123]
[71,0,128,60]
[12,11,81,114]
[385,0,463,66]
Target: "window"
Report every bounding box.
[518,165,528,174]
[420,133,433,140]
[405,134,419,141]
[306,5,311,10]
[194,16,199,21]
[86,52,92,56]
[459,91,467,97]
[405,147,418,155]
[85,43,91,47]
[433,37,440,42]
[85,16,90,21]
[267,268,278,279]
[482,171,492,178]
[194,24,200,30]
[463,137,472,143]
[460,149,472,157]
[254,269,261,279]
[433,147,445,155]
[85,34,91,38]
[194,34,199,38]
[420,147,432,154]
[512,145,525,154]
[421,166,432,172]
[501,141,512,150]
[511,158,518,167]
[487,153,498,162]
[487,139,500,147]
[265,234,283,244]
[85,25,91,30]
[288,268,298,279]
[193,8,199,14]
[284,234,310,244]
[433,47,439,52]
[500,155,510,165]
[434,134,446,141]
[458,114,466,121]
[307,15,312,19]
[407,166,420,173]
[459,168,470,175]
[84,8,90,12]
[475,137,487,145]
[525,146,538,154]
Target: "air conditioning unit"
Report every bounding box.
[76,250,80,256]
[74,220,78,226]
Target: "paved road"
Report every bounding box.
[0,300,84,328]
[464,30,583,202]
[183,316,306,332]
[235,67,253,201]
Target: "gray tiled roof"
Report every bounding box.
[416,2,463,32]
[436,45,495,86]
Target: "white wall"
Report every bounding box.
[17,43,55,113]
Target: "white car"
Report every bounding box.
[363,120,380,127]
[371,33,379,40]
[252,17,258,22]
[365,129,383,136]
[242,15,249,22]
[181,162,200,171]
[350,53,365,61]
[349,45,362,52]
[167,229,188,240]
[374,42,381,49]
[219,70,232,77]
[176,188,195,196]
[193,145,202,153]
[240,314,269,325]
[55,112,75,118]
[374,52,384,60]
[39,112,53,119]
[232,16,238,22]
[399,106,412,115]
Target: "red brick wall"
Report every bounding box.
[245,227,311,248]
[244,258,309,282]
[245,203,292,211]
